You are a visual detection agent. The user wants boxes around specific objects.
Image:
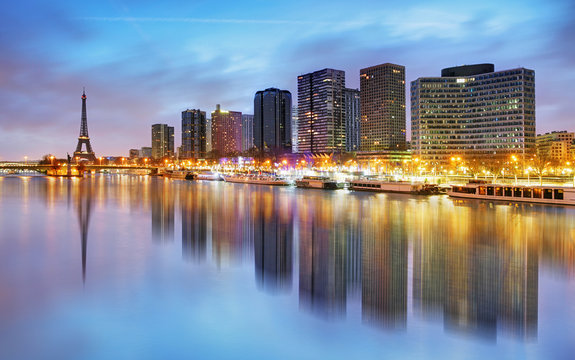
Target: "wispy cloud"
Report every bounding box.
[78,16,362,26]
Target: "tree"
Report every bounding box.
[480,158,505,183]
[529,154,552,186]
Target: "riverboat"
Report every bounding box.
[223,174,291,186]
[163,170,189,179]
[448,181,575,205]
[195,172,223,181]
[295,176,343,190]
[349,179,440,195]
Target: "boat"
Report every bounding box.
[447,180,575,205]
[163,170,189,179]
[195,172,223,181]
[295,176,343,190]
[349,179,440,195]
[223,174,291,186]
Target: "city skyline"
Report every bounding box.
[1,0,574,159]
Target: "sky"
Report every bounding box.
[1,0,574,160]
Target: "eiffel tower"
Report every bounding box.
[74,89,96,162]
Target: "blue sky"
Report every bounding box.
[1,0,574,159]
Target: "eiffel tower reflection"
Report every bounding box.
[75,179,94,284]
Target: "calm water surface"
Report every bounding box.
[0,175,574,359]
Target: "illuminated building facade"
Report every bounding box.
[536,131,574,162]
[344,88,361,152]
[411,64,536,163]
[242,114,254,152]
[360,63,406,151]
[253,88,292,154]
[211,104,242,156]
[151,123,174,160]
[297,68,345,153]
[181,109,207,159]
[291,106,298,153]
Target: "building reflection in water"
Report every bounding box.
[135,178,575,340]
[298,193,347,319]
[181,183,208,261]
[413,201,539,341]
[151,179,174,243]
[253,189,293,293]
[361,199,407,330]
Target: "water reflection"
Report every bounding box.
[4,176,575,346]
[74,178,95,283]
[181,183,208,261]
[361,200,407,330]
[249,189,292,293]
[152,179,174,242]
[298,197,347,318]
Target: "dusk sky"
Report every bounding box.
[1,0,574,160]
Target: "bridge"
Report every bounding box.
[0,162,158,175]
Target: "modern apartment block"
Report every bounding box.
[411,64,536,163]
[181,109,207,159]
[360,63,406,151]
[151,123,174,160]
[344,88,361,152]
[297,68,345,153]
[211,104,242,156]
[242,114,254,152]
[536,131,574,162]
[253,88,292,154]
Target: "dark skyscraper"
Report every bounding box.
[360,63,406,151]
[344,88,361,152]
[253,88,292,155]
[181,109,207,159]
[297,69,345,153]
[151,124,174,160]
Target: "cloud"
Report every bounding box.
[78,16,364,27]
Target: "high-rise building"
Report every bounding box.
[297,68,345,153]
[411,64,536,163]
[206,118,212,154]
[211,104,242,156]
[253,88,292,154]
[242,114,254,152]
[360,63,406,151]
[344,88,361,152]
[181,109,207,159]
[140,147,152,159]
[536,131,574,162]
[129,149,139,159]
[151,124,174,160]
[291,106,299,153]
